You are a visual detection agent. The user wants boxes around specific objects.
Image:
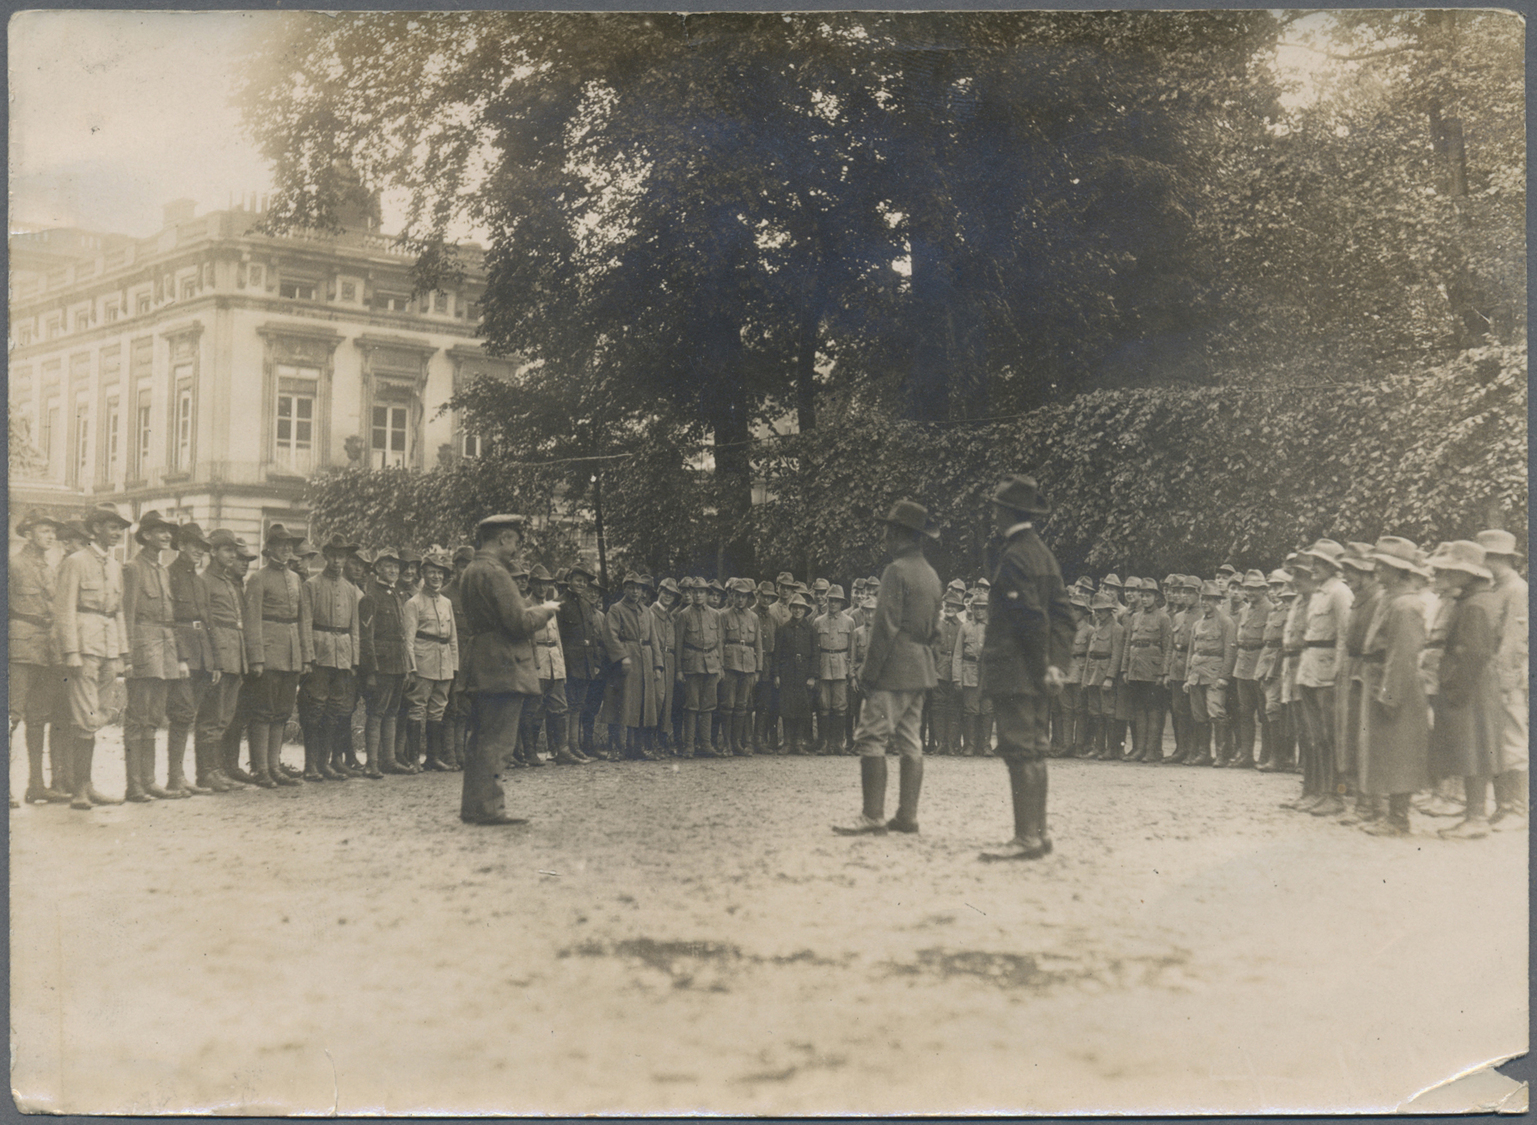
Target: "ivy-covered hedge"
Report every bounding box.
[309,344,1526,583]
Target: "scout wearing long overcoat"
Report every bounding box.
[1428,585,1503,780]
[648,599,675,715]
[1358,591,1429,796]
[245,561,309,671]
[601,598,661,727]
[775,616,816,720]
[11,541,58,666]
[123,548,181,679]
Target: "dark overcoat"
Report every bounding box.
[599,598,660,727]
[1359,591,1430,795]
[981,524,1074,698]
[459,549,548,696]
[1429,586,1503,780]
[774,618,816,719]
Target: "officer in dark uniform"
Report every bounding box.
[977,476,1074,862]
[458,514,559,825]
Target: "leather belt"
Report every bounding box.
[76,606,112,616]
[1237,641,1264,650]
[1088,651,1111,659]
[12,611,51,627]
[685,641,717,652]
[1424,641,1445,650]
[415,631,450,643]
[1304,638,1335,647]
[313,623,351,634]
[821,647,848,654]
[1283,647,1303,657]
[176,620,206,630]
[1130,640,1158,648]
[536,640,559,647]
[263,615,299,624]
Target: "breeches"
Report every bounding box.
[720,669,756,711]
[853,688,925,759]
[246,670,301,725]
[683,672,720,712]
[66,656,121,736]
[991,692,1050,762]
[166,672,211,728]
[406,675,453,723]
[195,674,242,747]
[10,662,63,729]
[302,665,357,722]
[1187,683,1228,724]
[124,677,171,743]
[364,672,406,720]
[817,678,849,713]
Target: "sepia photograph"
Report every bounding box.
[7,6,1528,1115]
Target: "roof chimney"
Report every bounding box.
[163,198,197,227]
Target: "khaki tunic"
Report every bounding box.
[813,610,857,681]
[952,616,986,688]
[244,563,309,671]
[1121,607,1172,683]
[1185,612,1237,686]
[122,549,181,679]
[1233,595,1273,681]
[403,590,460,680]
[303,573,362,669]
[722,607,765,674]
[1297,576,1352,688]
[674,605,724,675]
[202,567,248,674]
[10,544,58,665]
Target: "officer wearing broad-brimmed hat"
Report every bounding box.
[9,509,69,805]
[832,500,943,836]
[558,558,608,760]
[195,530,250,791]
[241,523,310,789]
[298,534,364,780]
[163,521,219,796]
[973,476,1073,862]
[1255,569,1294,772]
[458,513,560,824]
[1292,538,1353,816]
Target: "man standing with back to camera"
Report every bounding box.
[978,475,1075,862]
[458,513,560,825]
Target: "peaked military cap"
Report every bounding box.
[476,513,527,538]
[233,536,260,560]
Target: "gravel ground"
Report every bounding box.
[9,727,1527,1116]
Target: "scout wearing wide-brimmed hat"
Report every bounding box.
[237,522,310,790]
[928,588,967,757]
[163,521,222,795]
[672,573,726,758]
[1225,569,1275,771]
[399,547,461,773]
[118,511,186,802]
[1057,586,1095,759]
[1251,568,1296,772]
[1288,537,1352,817]
[1333,543,1384,808]
[297,533,366,782]
[1472,529,1529,830]
[809,582,856,757]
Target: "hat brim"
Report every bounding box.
[1432,559,1492,580]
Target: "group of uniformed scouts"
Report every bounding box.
[8,490,1527,845]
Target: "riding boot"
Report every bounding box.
[23,733,50,804]
[361,714,385,779]
[1212,719,1232,767]
[403,719,426,774]
[1439,776,1491,839]
[1127,705,1143,760]
[1490,770,1528,830]
[736,711,754,755]
[890,756,923,833]
[269,722,301,785]
[981,759,1052,860]
[118,736,151,802]
[302,720,326,781]
[378,714,405,773]
[861,754,888,822]
[1186,722,1213,767]
[1255,717,1276,770]
[46,723,74,798]
[318,719,347,779]
[69,735,95,809]
[166,724,207,794]
[246,722,274,787]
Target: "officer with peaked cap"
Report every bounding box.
[1474,529,1528,830]
[458,514,560,824]
[833,500,942,835]
[974,476,1074,862]
[10,510,70,805]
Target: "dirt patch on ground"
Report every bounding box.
[9,730,1526,1114]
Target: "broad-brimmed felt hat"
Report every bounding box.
[372,547,402,567]
[1101,573,1122,589]
[507,557,531,579]
[1300,538,1346,569]
[135,509,178,545]
[1069,591,1090,608]
[947,578,968,592]
[943,591,966,607]
[878,498,939,539]
[1342,542,1376,573]
[1242,569,1268,590]
[1199,580,1224,598]
[58,519,91,543]
[1429,540,1491,581]
[756,581,778,598]
[787,593,812,611]
[1266,568,1292,586]
[637,573,656,589]
[206,529,241,552]
[263,522,306,550]
[84,503,132,530]
[1090,591,1117,610]
[233,536,260,560]
[1216,564,1239,579]
[566,559,598,582]
[421,550,454,576]
[812,578,830,594]
[528,563,554,583]
[660,577,682,596]
[15,509,61,535]
[990,474,1050,516]
[620,571,647,588]
[1370,536,1428,578]
[826,584,848,604]
[171,521,211,550]
[320,533,360,555]
[453,545,475,564]
[776,571,795,585]
[397,547,423,566]
[1475,529,1522,559]
[707,578,726,595]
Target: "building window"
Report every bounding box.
[136,293,151,315]
[46,317,61,340]
[433,291,448,313]
[371,404,410,468]
[249,265,264,287]
[44,404,61,478]
[460,431,482,459]
[104,302,119,323]
[275,392,315,473]
[74,311,91,333]
[16,324,33,345]
[106,397,120,476]
[136,402,152,477]
[341,281,357,302]
[73,404,90,485]
[280,279,316,300]
[378,293,409,312]
[181,278,198,300]
[174,386,193,469]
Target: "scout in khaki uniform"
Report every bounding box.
[834,501,942,836]
[556,560,606,760]
[719,578,764,756]
[1229,570,1274,770]
[929,590,965,755]
[1335,543,1381,812]
[1183,581,1236,767]
[1081,591,1123,759]
[122,511,187,802]
[195,531,250,791]
[54,504,133,809]
[1278,560,1316,798]
[244,524,312,788]
[1355,537,1431,836]
[526,565,582,764]
[299,534,363,780]
[1121,575,1172,763]
[1055,590,1091,758]
[812,586,856,755]
[458,514,559,825]
[752,580,780,752]
[674,577,724,758]
[403,550,461,772]
[951,594,989,755]
[1254,570,1293,771]
[10,510,70,805]
[162,522,220,795]
[1475,530,1528,831]
[1294,539,1353,815]
[975,477,1075,861]
[441,544,477,771]
[1162,576,1195,763]
[360,548,410,777]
